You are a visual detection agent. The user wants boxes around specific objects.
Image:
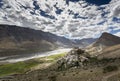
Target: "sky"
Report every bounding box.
[0,0,120,39]
[68,0,111,6]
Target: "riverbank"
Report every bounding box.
[0,48,71,63]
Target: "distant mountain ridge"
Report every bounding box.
[72,38,97,48]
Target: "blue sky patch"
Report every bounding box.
[0,0,3,8]
[85,0,111,6]
[74,13,88,19]
[33,1,40,10]
[40,9,55,19]
[54,4,63,14]
[66,0,111,6]
[112,17,120,23]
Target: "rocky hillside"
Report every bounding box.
[1,45,120,81]
[98,44,120,59]
[93,32,120,47]
[56,48,90,70]
[86,32,120,56]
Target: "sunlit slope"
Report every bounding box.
[98,44,120,59]
[86,32,120,56]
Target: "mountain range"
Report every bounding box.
[0,24,96,57]
[1,24,120,58]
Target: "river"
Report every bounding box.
[0,48,71,63]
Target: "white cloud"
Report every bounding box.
[114,32,120,37]
[0,0,120,39]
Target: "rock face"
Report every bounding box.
[57,48,89,70]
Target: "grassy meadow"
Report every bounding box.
[0,52,67,77]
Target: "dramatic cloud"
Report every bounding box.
[0,0,120,39]
[115,32,120,36]
[112,5,120,17]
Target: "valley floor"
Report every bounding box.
[1,63,120,81]
[0,48,71,63]
[0,53,120,81]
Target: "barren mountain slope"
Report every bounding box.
[86,32,120,56]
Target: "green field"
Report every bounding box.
[44,53,66,61]
[0,60,40,77]
[0,52,66,77]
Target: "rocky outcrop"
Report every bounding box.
[57,48,89,70]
